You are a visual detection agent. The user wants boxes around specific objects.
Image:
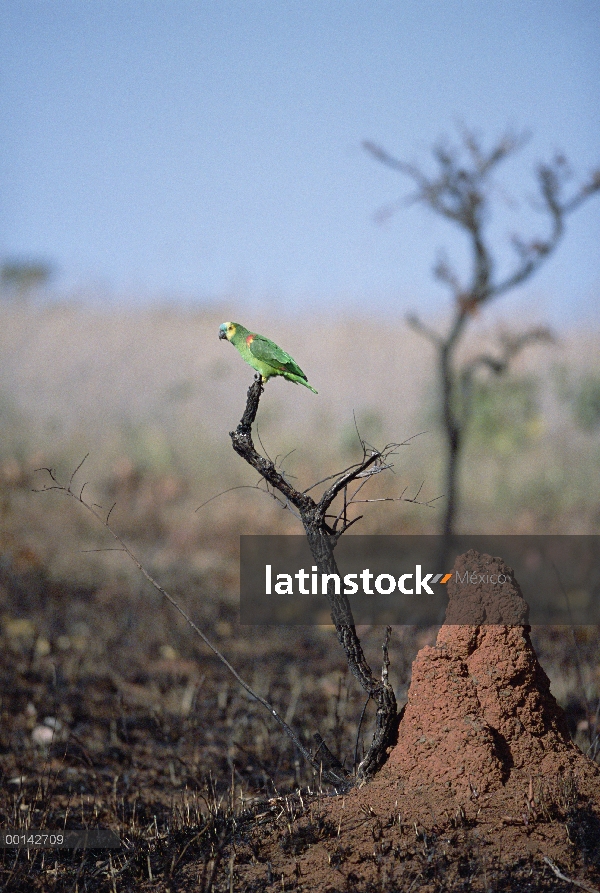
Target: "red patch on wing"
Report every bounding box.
[246,334,254,345]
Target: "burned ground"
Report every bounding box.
[1,526,599,892]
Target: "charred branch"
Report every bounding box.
[230,377,402,781]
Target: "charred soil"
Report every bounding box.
[1,539,599,892]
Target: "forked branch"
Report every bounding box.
[229,376,427,779]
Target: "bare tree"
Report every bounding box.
[364,129,600,537]
[230,376,436,780]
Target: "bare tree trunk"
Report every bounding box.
[440,339,461,541]
[442,425,460,541]
[303,528,397,779]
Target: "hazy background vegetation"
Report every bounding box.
[1,301,599,583]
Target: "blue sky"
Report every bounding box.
[1,1,599,322]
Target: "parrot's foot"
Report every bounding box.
[250,373,265,394]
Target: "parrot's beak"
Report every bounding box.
[219,328,227,340]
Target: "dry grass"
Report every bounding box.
[2,302,599,537]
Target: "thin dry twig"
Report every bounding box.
[542,856,600,893]
[33,459,348,787]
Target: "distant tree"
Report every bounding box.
[364,129,600,536]
[1,258,53,301]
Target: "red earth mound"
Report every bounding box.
[233,550,600,891]
[386,549,594,801]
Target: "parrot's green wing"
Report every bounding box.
[248,334,307,378]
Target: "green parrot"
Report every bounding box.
[219,321,318,393]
